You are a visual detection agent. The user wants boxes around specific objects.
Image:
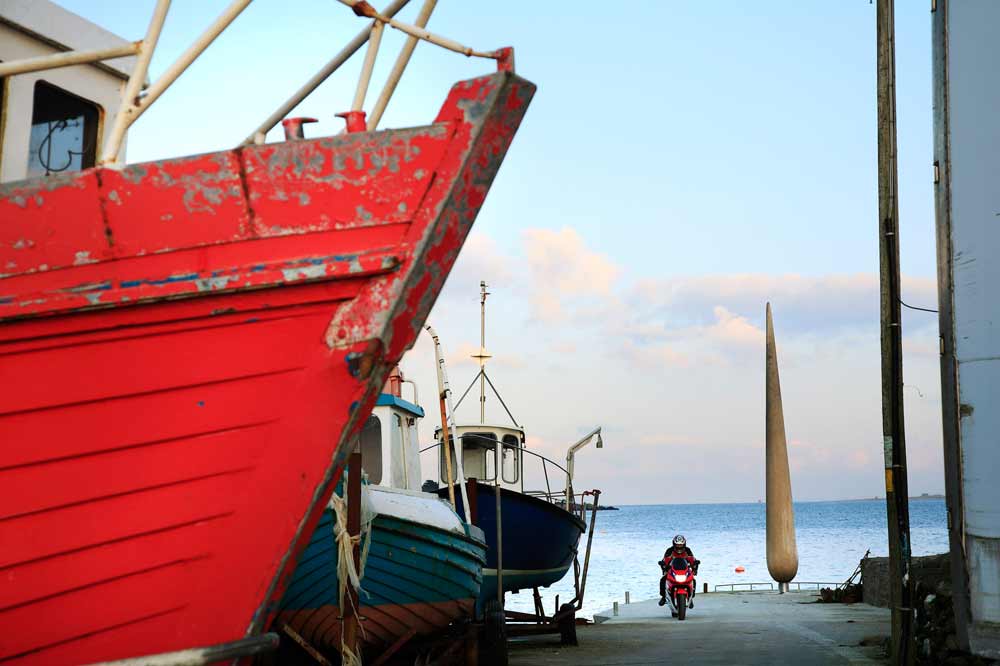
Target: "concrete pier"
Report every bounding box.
[510,593,889,665]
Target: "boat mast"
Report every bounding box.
[472,281,492,424]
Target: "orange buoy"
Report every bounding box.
[735,566,746,573]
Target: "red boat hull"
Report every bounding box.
[0,71,534,664]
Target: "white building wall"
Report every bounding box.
[936,0,1000,657]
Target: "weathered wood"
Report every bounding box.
[370,628,417,666]
[282,623,334,666]
[875,0,915,662]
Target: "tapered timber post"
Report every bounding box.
[765,304,798,592]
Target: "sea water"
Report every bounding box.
[506,498,948,619]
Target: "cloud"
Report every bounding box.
[628,273,937,333]
[405,227,946,503]
[446,341,525,369]
[636,433,706,448]
[522,227,620,322]
[614,273,940,368]
[616,305,763,368]
[438,232,514,305]
[549,341,578,355]
[620,339,690,368]
[902,335,939,358]
[705,306,765,349]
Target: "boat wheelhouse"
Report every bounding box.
[425,283,603,625]
[438,423,527,493]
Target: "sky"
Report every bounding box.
[57,1,945,504]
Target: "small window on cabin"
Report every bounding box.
[357,415,382,484]
[27,81,100,178]
[502,434,520,483]
[465,432,496,481]
[391,413,405,485]
[391,413,404,452]
[485,446,496,481]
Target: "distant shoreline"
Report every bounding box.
[847,493,946,502]
[607,494,946,507]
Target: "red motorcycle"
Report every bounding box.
[662,556,698,620]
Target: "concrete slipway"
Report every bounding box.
[508,592,890,665]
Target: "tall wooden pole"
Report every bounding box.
[876,1,914,662]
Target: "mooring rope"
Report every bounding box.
[330,478,375,666]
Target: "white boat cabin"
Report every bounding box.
[355,370,424,492]
[435,423,526,493]
[0,0,136,183]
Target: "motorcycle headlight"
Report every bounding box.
[674,574,688,582]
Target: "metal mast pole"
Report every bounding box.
[876,1,914,662]
[479,281,489,424]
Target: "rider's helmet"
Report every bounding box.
[673,534,687,549]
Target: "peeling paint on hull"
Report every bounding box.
[0,71,534,665]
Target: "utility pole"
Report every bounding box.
[876,1,915,663]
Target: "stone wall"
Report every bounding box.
[861,553,951,608]
[860,553,994,664]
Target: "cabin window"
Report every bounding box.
[27,81,99,178]
[502,434,520,483]
[391,413,405,486]
[465,432,496,482]
[485,444,496,481]
[357,414,382,484]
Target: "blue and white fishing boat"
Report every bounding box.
[427,283,604,613]
[274,369,486,660]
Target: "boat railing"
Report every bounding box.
[421,438,597,523]
[518,449,600,522]
[0,0,513,164]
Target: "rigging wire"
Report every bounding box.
[899,298,937,314]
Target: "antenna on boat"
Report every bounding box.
[471,281,492,424]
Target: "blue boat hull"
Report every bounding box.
[275,499,486,654]
[440,485,586,603]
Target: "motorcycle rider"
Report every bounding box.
[658,534,700,607]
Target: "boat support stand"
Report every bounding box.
[503,490,602,646]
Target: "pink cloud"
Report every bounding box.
[549,341,578,355]
[705,306,765,348]
[628,272,937,333]
[437,232,514,306]
[522,227,620,322]
[446,341,525,369]
[620,339,690,368]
